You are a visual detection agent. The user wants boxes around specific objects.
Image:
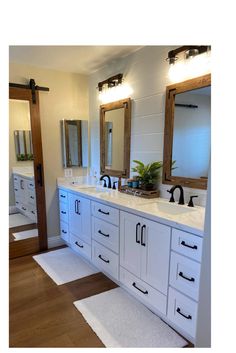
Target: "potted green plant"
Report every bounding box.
[131,160,163,191]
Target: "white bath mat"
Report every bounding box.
[9,213,35,228]
[74,287,187,348]
[13,228,38,241]
[33,247,99,285]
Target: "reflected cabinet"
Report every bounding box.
[162,74,211,190]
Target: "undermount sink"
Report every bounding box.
[138,201,196,216]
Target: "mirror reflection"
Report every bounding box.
[61,120,88,168]
[104,108,125,171]
[172,86,211,179]
[9,99,38,243]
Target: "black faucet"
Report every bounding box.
[100,174,112,189]
[167,185,185,205]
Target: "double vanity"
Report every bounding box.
[58,179,205,343]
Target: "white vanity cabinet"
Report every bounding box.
[120,210,171,314]
[58,189,69,243]
[167,228,203,339]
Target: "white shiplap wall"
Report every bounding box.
[88,46,207,206]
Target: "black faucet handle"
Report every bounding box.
[112,181,118,190]
[167,189,175,203]
[188,195,198,207]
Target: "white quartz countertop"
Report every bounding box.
[13,171,34,180]
[57,179,205,236]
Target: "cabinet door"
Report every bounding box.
[120,211,142,278]
[140,218,171,295]
[80,196,91,244]
[68,193,81,237]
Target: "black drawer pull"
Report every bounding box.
[14,188,18,191]
[75,241,83,248]
[98,208,110,215]
[181,240,197,250]
[30,183,34,187]
[179,271,195,282]
[136,222,141,244]
[22,207,26,211]
[176,307,192,320]
[61,211,66,214]
[31,211,35,214]
[60,194,66,198]
[98,230,109,237]
[141,225,146,246]
[132,282,148,295]
[30,196,34,199]
[98,254,110,263]
[62,230,67,234]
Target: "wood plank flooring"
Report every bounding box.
[9,250,117,347]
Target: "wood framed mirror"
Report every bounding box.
[100,98,131,178]
[162,74,211,190]
[9,86,48,258]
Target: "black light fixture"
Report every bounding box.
[98,73,123,92]
[166,46,210,65]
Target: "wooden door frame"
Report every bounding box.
[9,87,48,258]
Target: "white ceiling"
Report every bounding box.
[9,46,143,75]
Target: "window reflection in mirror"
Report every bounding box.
[61,120,88,168]
[172,86,211,179]
[104,108,125,171]
[9,99,38,242]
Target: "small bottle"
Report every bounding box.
[127,178,133,187]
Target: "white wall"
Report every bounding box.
[9,63,89,237]
[88,46,209,206]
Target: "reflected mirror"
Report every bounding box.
[9,99,38,243]
[100,98,131,177]
[61,120,88,168]
[163,74,211,189]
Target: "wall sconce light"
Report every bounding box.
[166,45,211,82]
[97,73,133,104]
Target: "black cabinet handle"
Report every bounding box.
[60,194,66,198]
[98,208,109,215]
[22,207,26,211]
[75,200,78,214]
[75,241,83,248]
[62,230,67,234]
[30,196,34,199]
[98,230,109,237]
[61,211,66,214]
[136,223,141,244]
[141,225,146,246]
[179,271,195,282]
[31,211,35,214]
[176,307,192,320]
[98,254,110,263]
[132,282,148,295]
[29,183,34,187]
[14,188,18,191]
[181,240,197,250]
[77,200,81,215]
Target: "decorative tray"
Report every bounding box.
[119,185,160,199]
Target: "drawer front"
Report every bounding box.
[60,221,69,242]
[92,201,119,226]
[92,216,119,253]
[92,240,119,280]
[59,202,68,223]
[70,233,91,260]
[170,252,201,301]
[172,228,203,262]
[120,267,167,315]
[168,287,198,338]
[27,179,35,190]
[28,190,36,205]
[58,189,68,203]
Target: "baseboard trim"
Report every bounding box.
[9,206,18,215]
[47,235,65,249]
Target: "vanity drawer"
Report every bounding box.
[92,240,119,280]
[92,216,119,253]
[120,267,167,315]
[70,233,91,260]
[58,189,68,203]
[167,287,198,338]
[172,228,203,262]
[27,180,35,190]
[60,221,69,242]
[170,252,201,301]
[59,202,68,223]
[92,201,119,226]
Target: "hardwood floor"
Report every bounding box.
[9,251,117,347]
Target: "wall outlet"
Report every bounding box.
[64,168,73,177]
